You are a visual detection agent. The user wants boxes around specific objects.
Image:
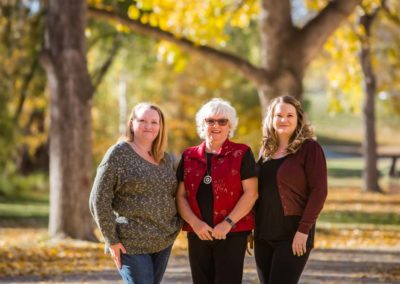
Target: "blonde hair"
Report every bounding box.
[261,95,314,160]
[195,98,239,139]
[123,103,167,163]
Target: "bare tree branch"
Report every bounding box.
[299,0,362,67]
[14,56,39,123]
[88,7,269,86]
[91,33,122,93]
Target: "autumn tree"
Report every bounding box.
[359,4,381,192]
[315,0,400,192]
[89,0,361,111]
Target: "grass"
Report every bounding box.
[326,157,397,189]
[0,202,48,218]
[0,173,49,227]
[319,211,400,226]
[307,93,400,146]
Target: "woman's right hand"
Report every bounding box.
[109,243,127,269]
[192,219,214,241]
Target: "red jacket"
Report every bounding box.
[259,139,328,234]
[182,139,254,232]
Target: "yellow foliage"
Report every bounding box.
[127,5,140,20]
[140,13,150,24]
[149,13,159,27]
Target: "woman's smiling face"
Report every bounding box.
[204,115,230,144]
[272,102,298,138]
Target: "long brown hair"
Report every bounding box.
[123,103,167,163]
[261,95,314,160]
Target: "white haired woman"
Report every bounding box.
[176,98,258,284]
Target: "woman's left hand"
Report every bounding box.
[292,231,308,256]
[212,221,231,240]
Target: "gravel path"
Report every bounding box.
[1,248,400,283]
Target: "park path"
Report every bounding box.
[1,248,400,283]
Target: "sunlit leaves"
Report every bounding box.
[310,0,400,116]
[122,0,258,48]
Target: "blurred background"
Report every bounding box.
[0,0,399,282]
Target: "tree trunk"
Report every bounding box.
[359,12,381,193]
[256,73,303,116]
[41,0,96,239]
[257,0,304,113]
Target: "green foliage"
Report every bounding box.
[0,173,48,200]
[0,0,47,175]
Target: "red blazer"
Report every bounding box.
[259,139,328,234]
[182,139,254,232]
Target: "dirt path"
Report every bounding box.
[1,248,400,283]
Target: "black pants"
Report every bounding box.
[254,238,310,284]
[187,232,248,284]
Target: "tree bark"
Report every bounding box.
[41,0,96,239]
[89,0,360,111]
[359,10,381,193]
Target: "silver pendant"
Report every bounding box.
[203,175,212,184]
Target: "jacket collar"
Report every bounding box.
[188,139,234,160]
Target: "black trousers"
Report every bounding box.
[254,238,310,284]
[187,232,248,284]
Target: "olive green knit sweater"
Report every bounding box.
[89,141,182,254]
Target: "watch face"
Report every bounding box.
[225,217,235,227]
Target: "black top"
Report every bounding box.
[255,156,315,248]
[177,148,257,227]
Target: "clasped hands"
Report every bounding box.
[192,219,231,241]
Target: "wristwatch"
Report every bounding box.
[224,216,236,228]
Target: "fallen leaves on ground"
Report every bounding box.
[0,229,114,277]
[0,188,399,278]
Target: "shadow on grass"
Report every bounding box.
[0,216,48,228]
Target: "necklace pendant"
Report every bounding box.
[203,175,212,184]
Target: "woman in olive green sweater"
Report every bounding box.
[89,103,181,284]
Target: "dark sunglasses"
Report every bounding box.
[205,118,229,126]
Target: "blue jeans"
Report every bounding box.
[118,245,172,284]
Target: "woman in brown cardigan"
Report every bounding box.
[254,95,328,284]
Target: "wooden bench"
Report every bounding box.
[378,153,400,177]
[324,145,400,177]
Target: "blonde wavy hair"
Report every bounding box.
[123,102,167,163]
[261,95,314,160]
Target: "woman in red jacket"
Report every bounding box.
[255,95,328,284]
[176,98,258,284]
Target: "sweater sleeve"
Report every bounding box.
[298,141,328,234]
[89,157,120,246]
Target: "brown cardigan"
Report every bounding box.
[258,139,328,234]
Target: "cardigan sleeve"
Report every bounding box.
[89,152,120,246]
[298,140,328,234]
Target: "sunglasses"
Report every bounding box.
[205,118,229,126]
